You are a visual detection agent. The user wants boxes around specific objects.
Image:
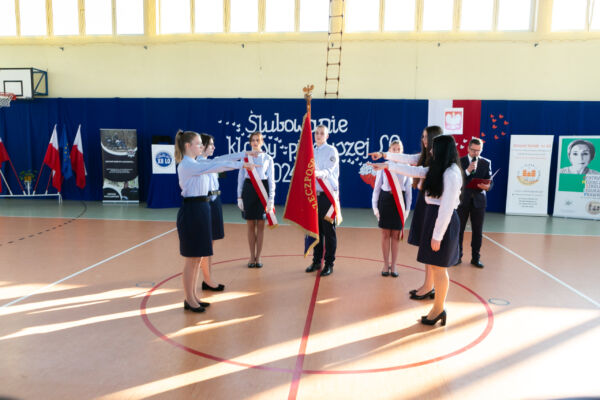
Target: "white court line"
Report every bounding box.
[0,228,177,309]
[483,233,600,308]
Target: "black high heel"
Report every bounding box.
[410,289,435,300]
[420,310,446,326]
[202,281,225,291]
[183,301,206,313]
[381,266,390,277]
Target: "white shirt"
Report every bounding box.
[385,152,420,165]
[178,155,243,198]
[237,152,276,202]
[371,169,413,212]
[314,143,340,192]
[388,163,462,241]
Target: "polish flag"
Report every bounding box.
[428,99,482,157]
[70,125,86,189]
[43,125,62,191]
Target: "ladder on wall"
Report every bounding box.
[324,0,344,98]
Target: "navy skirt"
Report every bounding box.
[377,190,403,230]
[176,198,213,257]
[416,204,460,268]
[407,190,425,246]
[209,195,225,240]
[242,178,267,220]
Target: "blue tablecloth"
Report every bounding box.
[147,173,182,208]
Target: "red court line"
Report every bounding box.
[288,269,322,400]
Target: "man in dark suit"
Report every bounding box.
[457,138,492,268]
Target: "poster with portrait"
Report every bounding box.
[505,135,553,215]
[553,136,600,220]
[100,129,139,203]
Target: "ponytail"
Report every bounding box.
[174,129,199,163]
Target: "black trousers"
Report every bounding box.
[457,199,485,261]
[312,193,337,266]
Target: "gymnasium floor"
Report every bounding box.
[1,199,599,400]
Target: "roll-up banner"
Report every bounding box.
[100,129,139,203]
[505,135,553,216]
[553,136,600,220]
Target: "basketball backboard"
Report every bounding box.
[0,68,48,99]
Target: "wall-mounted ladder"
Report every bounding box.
[324,0,344,98]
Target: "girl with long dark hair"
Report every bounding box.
[371,135,463,325]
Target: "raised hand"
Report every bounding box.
[368,152,385,161]
[243,162,261,170]
[367,162,388,171]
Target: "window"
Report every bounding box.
[497,0,533,31]
[299,0,329,32]
[52,0,79,35]
[591,1,600,30]
[0,0,17,36]
[384,0,415,31]
[230,0,258,32]
[195,0,223,33]
[85,0,112,35]
[345,0,379,32]
[460,0,493,31]
[422,0,453,31]
[552,0,587,31]
[20,0,47,36]
[158,0,190,34]
[265,0,294,32]
[116,0,144,34]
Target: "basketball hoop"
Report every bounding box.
[0,92,16,108]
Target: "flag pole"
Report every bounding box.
[7,159,26,193]
[0,170,13,195]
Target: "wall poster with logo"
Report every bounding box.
[100,129,139,202]
[151,144,176,174]
[505,135,553,215]
[553,136,600,220]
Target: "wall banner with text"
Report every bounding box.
[101,128,139,203]
[553,135,600,220]
[505,135,553,215]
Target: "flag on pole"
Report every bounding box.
[70,125,86,189]
[43,125,62,191]
[0,137,10,191]
[60,125,73,181]
[283,108,319,256]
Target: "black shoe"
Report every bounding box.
[184,300,210,309]
[202,281,225,291]
[410,289,435,300]
[255,262,263,268]
[420,310,447,326]
[470,259,484,268]
[409,289,418,295]
[320,264,333,276]
[454,258,462,266]
[381,266,390,277]
[390,267,399,278]
[306,263,320,273]
[183,301,206,313]
[247,262,256,268]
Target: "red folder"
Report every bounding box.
[465,169,499,190]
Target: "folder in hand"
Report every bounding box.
[466,169,499,190]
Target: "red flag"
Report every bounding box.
[283,111,319,256]
[43,125,62,191]
[70,125,86,189]
[0,137,9,191]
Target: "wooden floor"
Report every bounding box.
[1,206,599,400]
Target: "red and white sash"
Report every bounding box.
[384,169,406,238]
[316,177,342,226]
[245,156,277,227]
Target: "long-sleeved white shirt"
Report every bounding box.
[237,152,276,202]
[385,152,420,165]
[314,143,340,192]
[178,155,243,197]
[388,163,462,241]
[198,152,246,199]
[371,169,413,212]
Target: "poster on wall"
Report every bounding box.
[505,135,553,215]
[100,129,139,203]
[553,136,600,220]
[151,144,176,174]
